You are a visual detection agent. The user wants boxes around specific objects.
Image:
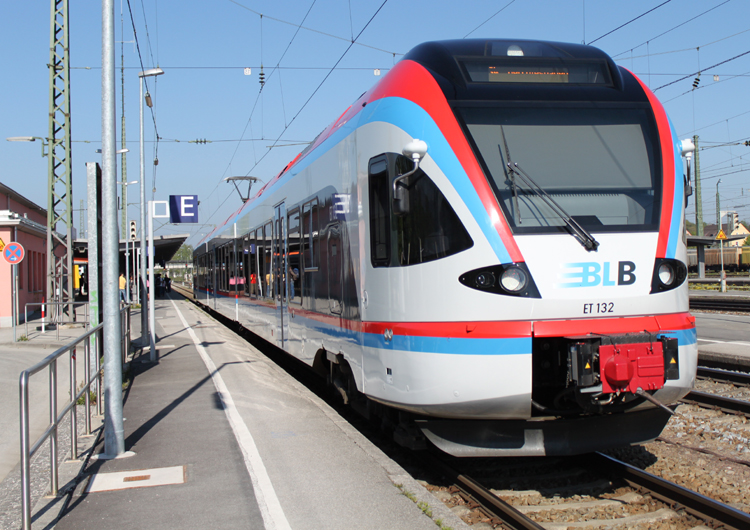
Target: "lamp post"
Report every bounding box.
[138,67,163,352]
[716,179,722,234]
[6,136,49,158]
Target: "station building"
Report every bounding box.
[0,182,57,328]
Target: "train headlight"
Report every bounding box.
[650,258,687,293]
[459,263,540,298]
[657,263,675,286]
[475,272,495,288]
[500,267,527,292]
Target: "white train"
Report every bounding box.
[194,39,697,457]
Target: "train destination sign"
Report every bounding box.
[461,58,611,85]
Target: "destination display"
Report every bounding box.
[462,58,611,85]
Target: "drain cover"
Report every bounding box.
[86,465,186,492]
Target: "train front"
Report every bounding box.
[372,40,697,456]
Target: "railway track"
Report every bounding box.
[421,451,750,530]
[173,282,750,527]
[689,296,750,312]
[697,366,750,385]
[680,366,750,417]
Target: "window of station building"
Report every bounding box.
[302,198,320,270]
[368,153,473,267]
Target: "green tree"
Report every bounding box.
[172,244,194,262]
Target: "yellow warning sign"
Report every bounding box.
[716,229,727,240]
[670,358,676,364]
[0,238,4,252]
[585,362,591,370]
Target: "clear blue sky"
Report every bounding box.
[2,0,749,247]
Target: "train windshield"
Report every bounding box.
[460,105,660,234]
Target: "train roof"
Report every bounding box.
[401,39,633,100]
[196,39,648,252]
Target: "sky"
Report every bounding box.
[1,0,749,248]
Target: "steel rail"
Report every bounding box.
[697,366,750,386]
[682,390,750,416]
[593,452,750,530]
[689,297,750,312]
[418,453,544,530]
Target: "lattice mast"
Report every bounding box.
[47,0,74,315]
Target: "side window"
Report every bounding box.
[234,239,244,292]
[368,153,473,267]
[287,209,302,304]
[263,222,273,299]
[246,233,258,297]
[302,198,319,270]
[256,227,265,298]
[368,156,390,267]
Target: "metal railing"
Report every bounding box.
[18,305,131,530]
[23,301,90,341]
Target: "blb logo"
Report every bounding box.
[558,261,636,288]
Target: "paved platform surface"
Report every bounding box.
[1,289,749,529]
[6,294,465,530]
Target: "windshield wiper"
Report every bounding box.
[508,161,600,251]
[497,126,599,252]
[499,127,521,224]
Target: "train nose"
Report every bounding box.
[599,343,665,393]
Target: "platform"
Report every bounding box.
[2,289,749,529]
[3,293,465,530]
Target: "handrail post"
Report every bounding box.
[69,345,78,461]
[49,360,59,496]
[20,372,31,530]
[84,338,92,435]
[96,329,103,417]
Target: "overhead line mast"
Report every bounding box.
[48,0,74,318]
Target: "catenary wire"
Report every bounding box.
[197,0,321,229]
[653,49,750,91]
[198,0,390,239]
[611,0,732,58]
[226,0,399,57]
[463,0,517,39]
[587,0,672,45]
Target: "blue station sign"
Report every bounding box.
[169,195,199,224]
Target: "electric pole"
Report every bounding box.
[48,0,74,317]
[693,135,703,237]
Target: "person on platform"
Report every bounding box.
[119,273,127,303]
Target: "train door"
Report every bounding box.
[327,222,343,315]
[273,203,289,349]
[210,247,218,310]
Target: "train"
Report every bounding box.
[193,39,697,457]
[687,246,750,272]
